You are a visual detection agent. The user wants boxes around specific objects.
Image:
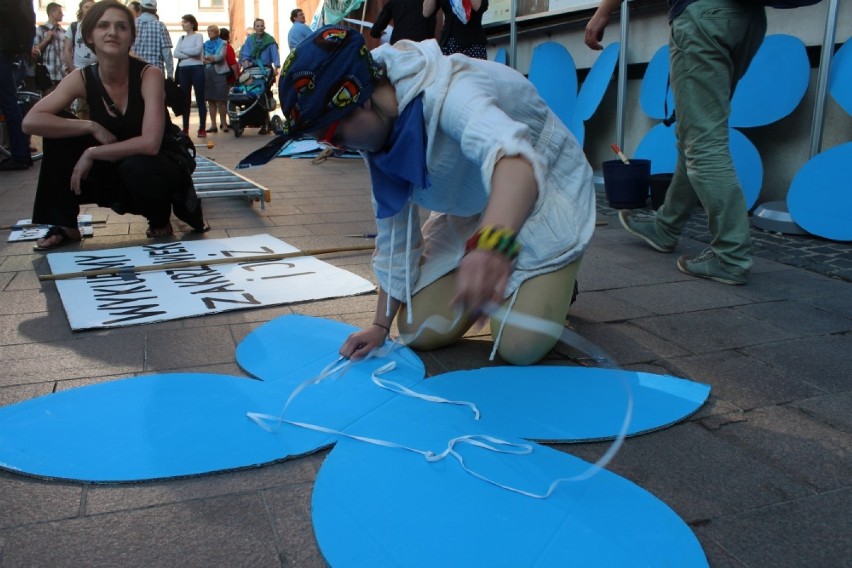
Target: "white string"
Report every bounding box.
[489,289,519,362]
[247,305,632,498]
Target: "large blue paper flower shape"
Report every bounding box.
[0,314,711,566]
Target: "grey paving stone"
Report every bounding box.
[0,255,43,273]
[695,488,852,568]
[569,289,656,322]
[289,293,378,318]
[573,249,685,291]
[3,270,42,291]
[0,471,82,529]
[711,405,852,491]
[742,334,852,393]
[0,493,281,568]
[798,290,852,320]
[730,268,851,302]
[86,458,318,515]
[564,321,690,364]
[789,390,852,434]
[555,422,814,523]
[263,483,326,568]
[736,300,852,335]
[0,288,57,316]
[694,536,749,568]
[659,351,826,410]
[633,307,796,354]
[0,382,53,406]
[0,333,145,386]
[0,312,75,346]
[606,280,753,316]
[0,272,12,290]
[144,326,237,371]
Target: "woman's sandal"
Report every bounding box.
[33,226,81,252]
[221,123,229,133]
[146,223,174,238]
[208,126,218,133]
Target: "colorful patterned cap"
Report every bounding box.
[278,25,385,137]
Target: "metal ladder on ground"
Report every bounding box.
[192,156,270,209]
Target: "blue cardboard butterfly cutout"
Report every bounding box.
[0,315,711,566]
[528,41,620,146]
[635,34,810,210]
[786,38,852,241]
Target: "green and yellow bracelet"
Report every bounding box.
[464,225,521,261]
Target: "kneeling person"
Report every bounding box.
[278,26,596,365]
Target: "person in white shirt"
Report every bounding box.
[174,14,207,137]
[63,0,97,119]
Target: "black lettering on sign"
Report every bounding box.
[92,285,153,299]
[73,254,132,271]
[220,246,275,257]
[103,303,167,324]
[260,272,315,280]
[201,293,262,310]
[239,261,315,280]
[144,243,194,264]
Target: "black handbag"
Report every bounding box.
[159,122,197,174]
[34,58,52,91]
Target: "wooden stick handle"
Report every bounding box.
[39,244,375,281]
[2,220,106,231]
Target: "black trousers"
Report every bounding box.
[31,135,183,229]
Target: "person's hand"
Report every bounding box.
[451,249,512,322]
[584,12,610,50]
[45,30,55,42]
[90,121,117,145]
[339,325,389,360]
[70,149,95,195]
[31,47,41,59]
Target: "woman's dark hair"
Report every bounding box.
[220,28,230,41]
[80,0,136,53]
[76,0,94,21]
[182,14,199,32]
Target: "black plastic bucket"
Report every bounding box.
[602,159,651,209]
[649,173,673,210]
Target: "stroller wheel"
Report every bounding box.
[270,115,284,135]
[233,121,243,138]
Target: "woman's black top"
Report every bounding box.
[84,56,149,140]
[437,0,489,49]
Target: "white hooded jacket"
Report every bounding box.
[369,39,596,314]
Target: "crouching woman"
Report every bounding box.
[23,0,206,251]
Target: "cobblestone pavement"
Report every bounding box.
[595,191,852,282]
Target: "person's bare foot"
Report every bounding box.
[146,222,174,238]
[33,226,81,251]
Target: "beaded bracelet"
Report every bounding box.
[464,225,521,261]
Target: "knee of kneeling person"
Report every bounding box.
[495,332,556,366]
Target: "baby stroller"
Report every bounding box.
[226,65,277,137]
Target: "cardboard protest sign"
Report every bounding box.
[8,215,94,242]
[45,234,375,330]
